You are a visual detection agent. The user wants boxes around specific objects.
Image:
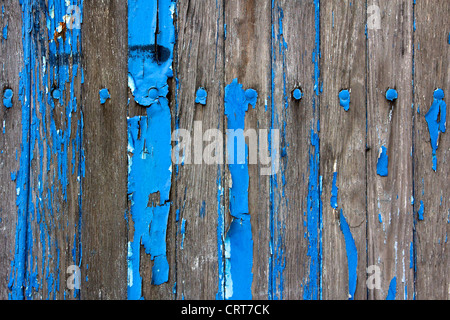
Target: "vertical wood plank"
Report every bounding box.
[321,0,367,300]
[271,0,322,300]
[81,0,128,300]
[173,0,225,300]
[414,0,450,300]
[224,0,272,299]
[0,0,23,300]
[367,0,415,300]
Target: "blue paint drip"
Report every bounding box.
[377,146,389,177]
[339,210,358,300]
[386,277,397,300]
[3,88,13,108]
[2,24,7,40]
[339,89,350,111]
[195,87,208,105]
[330,172,338,210]
[386,88,398,102]
[224,79,255,300]
[99,88,111,104]
[425,89,446,171]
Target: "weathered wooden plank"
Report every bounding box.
[172,0,225,300]
[413,0,450,300]
[224,0,272,300]
[81,0,128,300]
[0,0,23,300]
[366,0,415,300]
[270,0,322,300]
[321,0,367,300]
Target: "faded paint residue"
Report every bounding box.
[425,89,446,171]
[340,210,358,300]
[224,78,255,300]
[377,146,389,177]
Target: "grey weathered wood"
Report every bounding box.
[224,0,272,299]
[81,0,128,300]
[321,0,367,300]
[270,0,322,300]
[366,0,415,300]
[0,0,22,300]
[173,0,225,300]
[414,0,450,300]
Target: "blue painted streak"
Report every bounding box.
[224,79,256,300]
[386,277,397,300]
[330,172,338,209]
[377,146,389,177]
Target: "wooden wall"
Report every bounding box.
[0,0,448,300]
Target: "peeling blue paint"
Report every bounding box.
[339,89,350,111]
[330,172,338,210]
[10,0,84,300]
[127,0,175,300]
[3,88,13,109]
[386,277,397,300]
[425,89,446,171]
[293,88,303,101]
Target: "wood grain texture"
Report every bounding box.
[0,0,23,300]
[224,0,272,299]
[413,0,450,300]
[367,0,415,300]
[173,0,225,300]
[321,0,367,300]
[270,0,322,300]
[81,0,128,300]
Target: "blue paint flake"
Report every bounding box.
[340,210,358,300]
[377,146,389,177]
[339,89,350,111]
[425,89,446,171]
